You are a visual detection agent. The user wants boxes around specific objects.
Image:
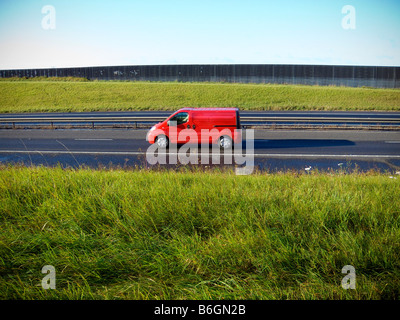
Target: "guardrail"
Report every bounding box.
[1,115,399,129]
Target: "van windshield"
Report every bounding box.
[169,112,189,125]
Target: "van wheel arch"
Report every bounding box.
[155,134,169,148]
[219,135,232,149]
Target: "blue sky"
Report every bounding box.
[0,0,399,69]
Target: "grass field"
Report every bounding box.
[1,166,399,299]
[0,78,399,113]
[1,77,399,300]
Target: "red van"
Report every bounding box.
[146,108,241,149]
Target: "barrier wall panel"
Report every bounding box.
[0,64,399,88]
[334,66,353,79]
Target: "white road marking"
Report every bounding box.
[1,150,400,159]
[74,139,113,141]
[385,141,400,144]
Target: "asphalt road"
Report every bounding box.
[1,129,399,173]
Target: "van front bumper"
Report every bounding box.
[146,128,156,144]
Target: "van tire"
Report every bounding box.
[156,135,169,148]
[219,135,232,150]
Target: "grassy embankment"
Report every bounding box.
[0,77,399,113]
[0,166,399,299]
[1,77,399,300]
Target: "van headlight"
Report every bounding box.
[149,126,156,132]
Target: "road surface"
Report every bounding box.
[1,129,399,173]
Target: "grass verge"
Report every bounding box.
[0,166,399,299]
[0,78,399,113]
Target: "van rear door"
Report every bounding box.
[236,109,241,129]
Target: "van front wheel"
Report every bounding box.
[219,136,232,149]
[156,135,169,148]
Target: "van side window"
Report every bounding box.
[170,112,189,125]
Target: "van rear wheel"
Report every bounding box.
[219,135,232,149]
[156,135,169,148]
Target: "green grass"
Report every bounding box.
[0,78,399,113]
[0,166,399,299]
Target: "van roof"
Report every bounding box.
[178,108,239,111]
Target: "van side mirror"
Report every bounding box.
[167,120,177,126]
